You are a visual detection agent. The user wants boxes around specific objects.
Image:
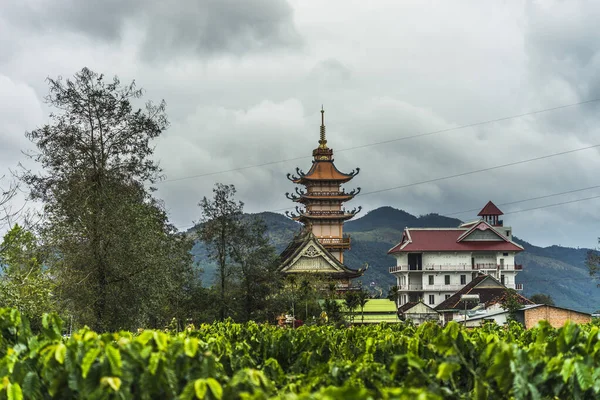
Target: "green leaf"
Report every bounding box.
[148,352,161,375]
[6,382,23,400]
[205,378,222,400]
[184,338,198,358]
[105,346,122,376]
[153,331,168,351]
[574,361,593,391]
[436,362,460,381]
[561,358,575,383]
[81,347,101,379]
[194,379,207,399]
[101,377,121,392]
[54,343,66,364]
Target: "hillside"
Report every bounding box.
[190,207,600,313]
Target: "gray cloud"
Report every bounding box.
[4,0,302,59]
[2,0,600,249]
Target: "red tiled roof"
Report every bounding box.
[388,229,523,254]
[478,201,503,216]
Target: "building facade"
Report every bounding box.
[388,201,524,308]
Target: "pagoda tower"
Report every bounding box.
[284,108,361,263]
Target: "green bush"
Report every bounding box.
[0,308,599,399]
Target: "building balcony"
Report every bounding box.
[397,284,424,291]
[389,264,524,274]
[474,263,523,271]
[319,237,351,249]
[397,284,464,292]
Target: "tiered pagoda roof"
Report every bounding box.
[285,108,361,222]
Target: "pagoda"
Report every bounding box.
[278,109,366,287]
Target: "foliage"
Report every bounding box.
[586,242,600,284]
[0,176,20,230]
[198,183,280,322]
[23,67,194,331]
[198,183,244,321]
[0,225,55,330]
[343,292,359,323]
[1,308,600,399]
[501,289,523,321]
[529,293,555,306]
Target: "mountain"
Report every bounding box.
[190,207,600,313]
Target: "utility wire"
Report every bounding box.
[157,98,600,184]
[443,184,600,216]
[354,144,600,197]
[265,143,600,213]
[173,190,600,232]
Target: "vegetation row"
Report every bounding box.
[0,309,599,399]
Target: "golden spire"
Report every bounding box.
[319,106,328,149]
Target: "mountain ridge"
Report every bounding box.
[191,206,599,313]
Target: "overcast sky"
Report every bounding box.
[2,0,600,248]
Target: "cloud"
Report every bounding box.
[2,0,600,249]
[4,0,302,60]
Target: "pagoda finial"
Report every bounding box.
[319,106,327,149]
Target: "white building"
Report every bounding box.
[388,201,524,308]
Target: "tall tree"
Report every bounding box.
[231,216,279,322]
[23,67,194,331]
[198,183,244,321]
[357,289,370,324]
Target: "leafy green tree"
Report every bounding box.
[198,183,244,321]
[344,291,359,323]
[387,285,399,304]
[529,293,555,306]
[501,289,523,321]
[586,239,600,284]
[0,225,55,329]
[23,67,194,331]
[231,216,280,322]
[357,289,370,324]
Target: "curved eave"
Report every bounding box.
[292,176,354,184]
[294,213,357,222]
[294,195,356,203]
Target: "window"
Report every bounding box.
[444,275,450,285]
[506,231,510,237]
[429,295,435,305]
[503,252,509,256]
[428,275,434,285]
[501,275,505,284]
[460,275,466,285]
[445,294,450,300]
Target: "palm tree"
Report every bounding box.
[357,290,370,324]
[344,291,360,323]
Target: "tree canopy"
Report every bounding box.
[24,68,194,331]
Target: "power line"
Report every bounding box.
[443,184,600,216]
[503,194,600,215]
[174,189,600,232]
[355,144,600,197]
[157,98,600,184]
[265,143,600,213]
